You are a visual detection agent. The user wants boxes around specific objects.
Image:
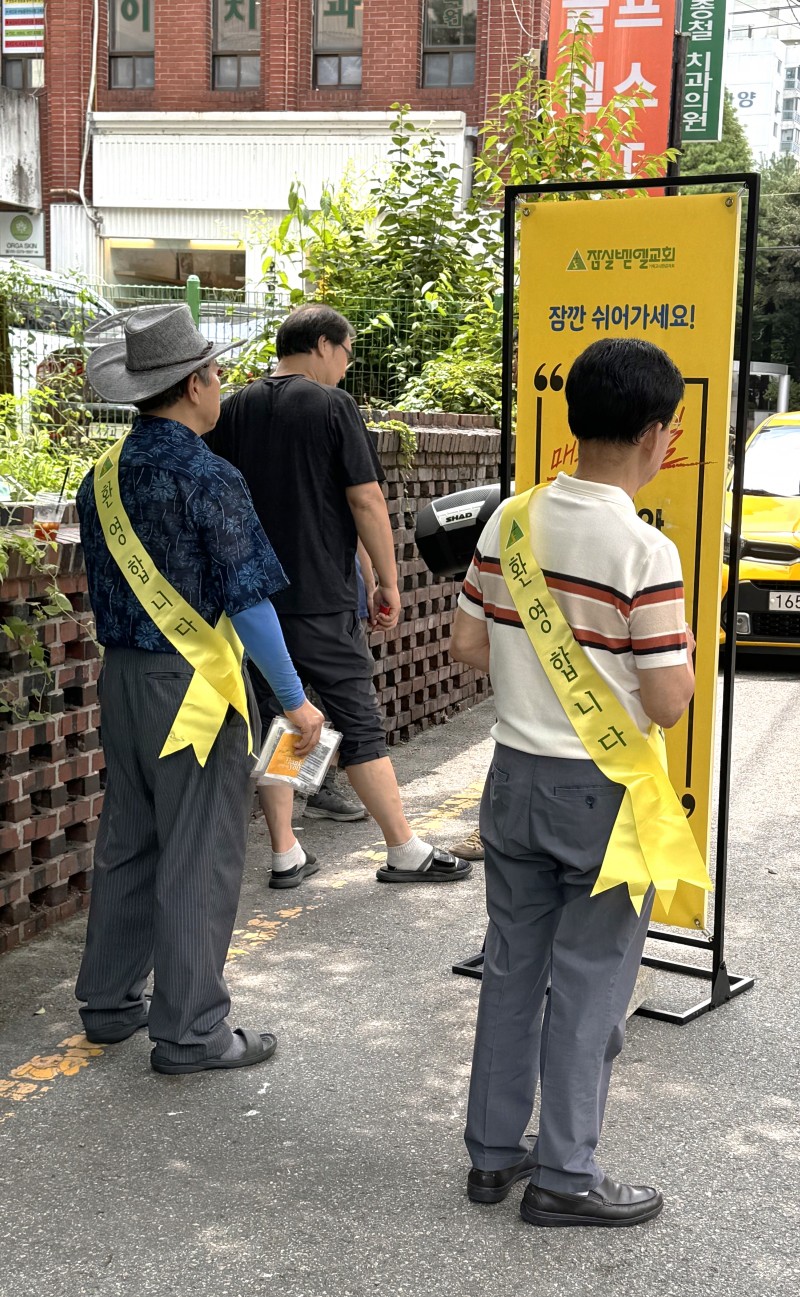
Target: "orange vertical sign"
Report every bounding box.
[547,2,677,168]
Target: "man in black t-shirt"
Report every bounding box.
[206,304,471,889]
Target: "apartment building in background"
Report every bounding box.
[0,1,545,288]
[727,2,800,163]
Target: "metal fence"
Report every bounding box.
[1,268,479,427]
[98,280,472,408]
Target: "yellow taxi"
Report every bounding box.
[721,411,800,652]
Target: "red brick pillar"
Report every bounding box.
[42,0,97,258]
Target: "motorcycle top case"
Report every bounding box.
[414,484,501,581]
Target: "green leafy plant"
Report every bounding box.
[680,91,754,182]
[0,262,111,722]
[234,21,675,416]
[0,512,99,723]
[749,157,800,385]
[681,94,800,388]
[474,18,676,198]
[365,415,418,468]
[396,353,502,421]
[364,415,419,524]
[238,108,503,405]
[0,416,105,497]
[0,419,104,724]
[0,262,105,441]
[0,532,65,722]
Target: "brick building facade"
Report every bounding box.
[2,1,547,283]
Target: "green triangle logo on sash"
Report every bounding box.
[566,249,587,272]
[98,457,114,478]
[506,519,524,548]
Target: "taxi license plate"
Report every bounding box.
[768,591,800,611]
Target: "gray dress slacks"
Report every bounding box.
[465,742,654,1194]
[76,648,259,1064]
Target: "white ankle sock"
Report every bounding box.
[272,841,306,873]
[386,834,431,872]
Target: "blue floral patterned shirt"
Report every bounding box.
[77,415,289,652]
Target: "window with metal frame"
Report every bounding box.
[212,0,261,90]
[314,0,363,88]
[422,0,476,88]
[108,0,155,89]
[1,56,44,90]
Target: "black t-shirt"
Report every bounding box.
[205,375,384,615]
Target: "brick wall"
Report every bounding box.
[0,504,103,955]
[41,0,545,209]
[0,414,498,953]
[369,413,498,743]
[40,0,96,232]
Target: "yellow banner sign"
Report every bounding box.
[516,193,741,927]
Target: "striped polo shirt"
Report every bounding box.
[458,473,688,759]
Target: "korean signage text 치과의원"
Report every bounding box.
[681,0,729,143]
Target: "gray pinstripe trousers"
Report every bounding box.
[465,743,654,1193]
[76,649,259,1064]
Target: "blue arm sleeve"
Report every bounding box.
[231,599,306,712]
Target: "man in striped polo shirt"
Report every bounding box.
[451,337,695,1228]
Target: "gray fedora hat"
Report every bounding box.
[86,302,238,404]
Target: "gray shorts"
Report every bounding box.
[248,610,387,768]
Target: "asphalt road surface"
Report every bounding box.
[0,656,798,1297]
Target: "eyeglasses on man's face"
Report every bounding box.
[339,341,354,368]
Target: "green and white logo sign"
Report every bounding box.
[10,215,33,242]
[1,210,45,258]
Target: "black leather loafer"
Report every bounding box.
[467,1150,539,1203]
[520,1174,663,1227]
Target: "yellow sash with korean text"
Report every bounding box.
[93,436,252,768]
[500,488,712,927]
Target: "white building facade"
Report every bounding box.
[47,111,468,291]
[726,2,800,161]
[725,35,787,160]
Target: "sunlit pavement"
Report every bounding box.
[1,663,798,1297]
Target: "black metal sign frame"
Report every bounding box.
[454,172,759,1026]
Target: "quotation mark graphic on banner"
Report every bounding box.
[533,363,564,392]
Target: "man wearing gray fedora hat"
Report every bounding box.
[75,303,324,1075]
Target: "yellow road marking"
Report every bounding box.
[0,1035,104,1125]
[226,907,307,963]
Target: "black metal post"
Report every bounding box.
[709,176,760,1007]
[666,32,688,194]
[500,188,516,501]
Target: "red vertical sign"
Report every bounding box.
[547,1,677,168]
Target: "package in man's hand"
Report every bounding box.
[253,717,342,794]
